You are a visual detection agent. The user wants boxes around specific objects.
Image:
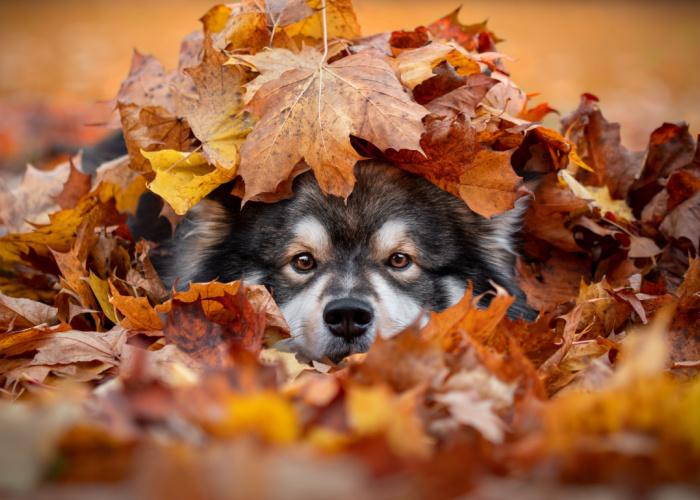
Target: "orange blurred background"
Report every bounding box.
[1,0,699,173]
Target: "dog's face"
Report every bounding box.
[162,161,532,363]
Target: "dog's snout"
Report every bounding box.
[323,298,374,340]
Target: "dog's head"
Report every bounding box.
[163,161,531,363]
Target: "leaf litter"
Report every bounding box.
[0,1,700,498]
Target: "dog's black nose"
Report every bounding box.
[323,298,374,340]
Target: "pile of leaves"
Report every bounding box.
[1,1,699,497]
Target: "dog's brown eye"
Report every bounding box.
[292,253,316,272]
[388,252,411,269]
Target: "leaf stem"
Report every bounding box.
[321,0,328,63]
[164,144,204,173]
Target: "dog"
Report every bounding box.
[152,160,535,363]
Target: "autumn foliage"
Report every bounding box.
[1,1,699,497]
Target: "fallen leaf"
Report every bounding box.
[385,117,528,218]
[0,292,57,333]
[143,149,237,215]
[396,42,480,89]
[283,0,361,42]
[424,73,499,119]
[119,103,194,176]
[173,39,255,172]
[239,48,427,202]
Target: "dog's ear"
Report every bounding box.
[160,199,232,289]
[484,196,530,269]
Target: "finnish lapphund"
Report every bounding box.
[84,135,534,362]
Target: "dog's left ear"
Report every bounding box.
[485,170,542,259]
[487,196,530,262]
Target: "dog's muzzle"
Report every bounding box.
[323,297,374,340]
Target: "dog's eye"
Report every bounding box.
[387,252,411,269]
[292,252,316,272]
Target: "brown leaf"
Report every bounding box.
[0,323,124,386]
[156,281,289,345]
[427,8,500,53]
[659,189,700,250]
[0,157,76,234]
[51,247,100,317]
[173,40,254,171]
[52,161,92,211]
[388,27,430,51]
[561,96,645,200]
[515,252,591,312]
[424,73,499,119]
[632,123,697,198]
[0,291,57,333]
[385,117,528,218]
[666,169,700,213]
[523,172,590,252]
[353,325,445,393]
[677,256,700,297]
[266,0,319,28]
[113,51,178,113]
[119,103,193,176]
[412,61,467,105]
[159,284,266,368]
[239,48,427,202]
[109,282,163,332]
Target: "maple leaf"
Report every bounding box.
[561,94,646,199]
[238,48,428,202]
[522,172,591,252]
[412,61,468,105]
[142,149,238,215]
[659,189,700,250]
[52,161,92,211]
[283,0,361,41]
[119,103,194,176]
[0,323,125,386]
[0,291,57,333]
[159,284,266,368]
[427,8,502,53]
[0,156,77,234]
[423,73,499,119]
[110,294,163,332]
[396,42,481,90]
[92,155,148,215]
[173,40,255,172]
[515,252,592,312]
[630,122,697,209]
[384,117,529,218]
[113,51,179,114]
[266,0,319,29]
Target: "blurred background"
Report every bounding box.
[1,0,699,177]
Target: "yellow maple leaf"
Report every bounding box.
[560,170,636,221]
[143,149,237,215]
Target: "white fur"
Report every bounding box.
[487,197,529,257]
[444,276,467,307]
[278,274,329,360]
[293,217,330,257]
[372,219,409,257]
[369,272,423,339]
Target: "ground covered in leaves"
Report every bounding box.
[1,1,699,498]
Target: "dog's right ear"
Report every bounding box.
[159,198,233,290]
[519,171,545,194]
